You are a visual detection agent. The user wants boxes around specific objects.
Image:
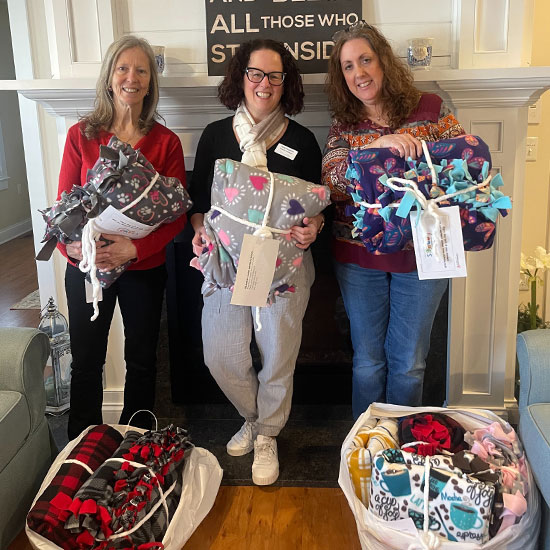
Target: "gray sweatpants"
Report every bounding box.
[202,250,315,437]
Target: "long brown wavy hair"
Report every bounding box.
[326,23,421,127]
[81,35,161,139]
[218,39,304,116]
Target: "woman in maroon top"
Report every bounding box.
[322,22,464,419]
[58,35,186,439]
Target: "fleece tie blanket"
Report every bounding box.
[193,158,330,301]
[38,136,192,290]
[26,424,123,550]
[345,134,511,254]
[370,448,496,544]
[465,422,529,537]
[398,413,468,456]
[65,425,192,549]
[345,417,399,507]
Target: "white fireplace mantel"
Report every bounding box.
[6,66,550,117]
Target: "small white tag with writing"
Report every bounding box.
[93,205,160,239]
[231,234,280,307]
[410,205,467,280]
[85,279,103,304]
[274,143,298,161]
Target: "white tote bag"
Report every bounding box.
[26,424,223,550]
[339,404,541,550]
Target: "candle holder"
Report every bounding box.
[407,38,434,70]
[38,297,71,414]
[152,45,165,74]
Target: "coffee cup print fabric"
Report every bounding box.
[451,503,484,531]
[421,468,451,499]
[380,466,411,497]
[370,449,495,543]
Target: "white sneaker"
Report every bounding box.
[252,435,279,485]
[226,421,256,456]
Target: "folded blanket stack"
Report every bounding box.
[27,425,193,550]
[26,425,123,550]
[345,417,399,506]
[398,412,468,456]
[370,447,496,544]
[347,412,532,545]
[65,425,193,549]
[466,422,529,537]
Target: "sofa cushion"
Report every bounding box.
[0,390,30,472]
[520,402,550,505]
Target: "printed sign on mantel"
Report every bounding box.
[205,0,362,75]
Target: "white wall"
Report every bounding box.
[519,0,550,321]
[0,1,31,243]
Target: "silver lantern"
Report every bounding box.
[38,297,71,414]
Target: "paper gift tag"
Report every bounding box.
[231,234,279,307]
[85,279,103,303]
[410,205,467,280]
[93,205,159,239]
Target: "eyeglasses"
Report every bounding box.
[245,67,286,86]
[332,20,375,43]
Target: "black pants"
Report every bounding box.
[65,263,167,439]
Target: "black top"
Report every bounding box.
[189,116,322,215]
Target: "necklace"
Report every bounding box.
[112,124,142,145]
[368,110,387,125]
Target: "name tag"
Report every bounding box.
[410,205,467,280]
[231,234,280,307]
[274,143,298,160]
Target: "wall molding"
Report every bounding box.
[0,217,32,245]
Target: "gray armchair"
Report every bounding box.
[517,329,550,550]
[0,327,56,548]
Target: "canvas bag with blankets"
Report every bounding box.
[25,424,223,550]
[339,403,540,550]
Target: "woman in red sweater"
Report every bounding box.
[58,35,186,439]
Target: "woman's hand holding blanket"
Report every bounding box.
[191,213,212,257]
[290,214,324,249]
[95,234,137,271]
[367,133,423,159]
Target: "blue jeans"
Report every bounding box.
[333,261,448,419]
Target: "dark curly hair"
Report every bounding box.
[218,39,304,116]
[326,24,421,127]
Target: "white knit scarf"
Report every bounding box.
[233,103,286,170]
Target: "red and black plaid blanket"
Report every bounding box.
[65,425,192,549]
[27,424,123,549]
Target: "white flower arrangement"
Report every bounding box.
[520,246,550,330]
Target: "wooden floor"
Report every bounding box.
[10,487,361,550]
[3,234,362,550]
[0,233,41,328]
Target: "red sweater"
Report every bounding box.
[57,121,187,270]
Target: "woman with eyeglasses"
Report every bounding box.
[322,23,465,419]
[188,39,323,485]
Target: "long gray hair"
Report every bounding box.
[81,35,160,139]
